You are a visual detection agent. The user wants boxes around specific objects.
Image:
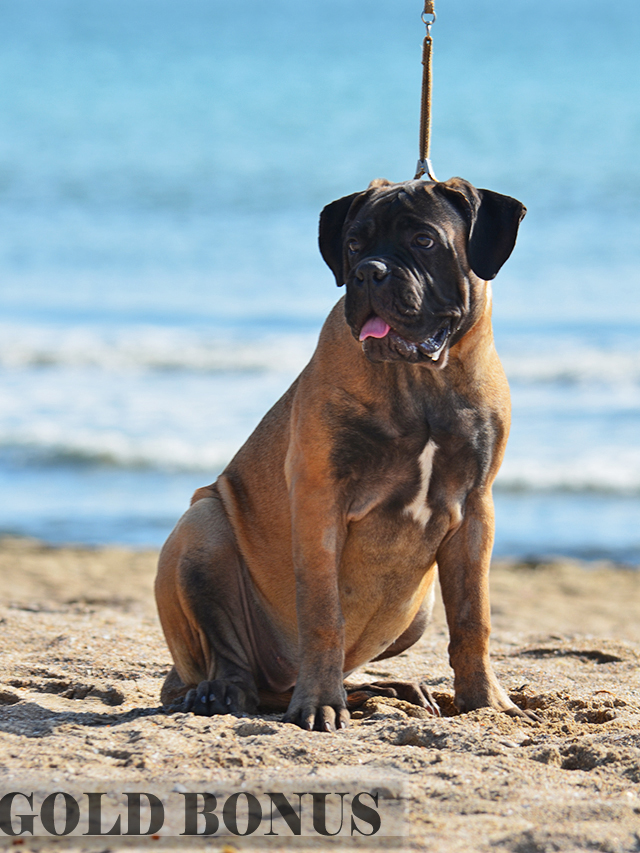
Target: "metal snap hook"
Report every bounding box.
[421,11,436,33]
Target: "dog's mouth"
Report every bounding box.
[358,315,451,364]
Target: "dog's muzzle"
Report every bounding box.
[347,253,458,367]
[359,315,452,364]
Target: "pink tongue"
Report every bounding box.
[359,316,391,341]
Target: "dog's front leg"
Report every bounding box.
[436,492,529,719]
[282,477,349,732]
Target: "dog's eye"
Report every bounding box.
[414,234,435,249]
[347,239,360,255]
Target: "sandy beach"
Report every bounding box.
[0,535,639,851]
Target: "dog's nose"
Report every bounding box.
[354,259,390,286]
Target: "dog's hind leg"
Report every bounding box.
[159,665,188,706]
[155,487,261,716]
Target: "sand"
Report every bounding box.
[0,535,639,851]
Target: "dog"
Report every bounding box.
[155,176,531,731]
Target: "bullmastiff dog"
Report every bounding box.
[155,176,530,731]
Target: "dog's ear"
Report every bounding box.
[436,177,526,281]
[319,191,368,286]
[367,177,393,189]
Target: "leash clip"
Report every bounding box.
[421,10,436,35]
[415,158,438,182]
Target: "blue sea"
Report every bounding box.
[0,0,639,562]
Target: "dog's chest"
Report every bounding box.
[330,397,500,534]
[403,438,438,527]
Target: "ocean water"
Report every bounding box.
[0,0,639,561]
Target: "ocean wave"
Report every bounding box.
[2,324,640,385]
[2,434,640,496]
[500,349,640,385]
[0,435,235,474]
[0,324,316,375]
[496,451,640,495]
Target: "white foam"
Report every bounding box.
[0,323,639,493]
[4,426,639,492]
[0,428,236,472]
[0,358,297,473]
[0,322,316,374]
[1,323,639,387]
[496,448,640,494]
[501,348,640,386]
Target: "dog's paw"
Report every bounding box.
[348,680,440,717]
[503,704,540,723]
[455,681,540,723]
[182,679,258,717]
[283,687,350,732]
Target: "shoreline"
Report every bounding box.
[0,537,638,850]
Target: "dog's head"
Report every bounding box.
[319,177,525,368]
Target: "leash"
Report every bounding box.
[414,1,438,181]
